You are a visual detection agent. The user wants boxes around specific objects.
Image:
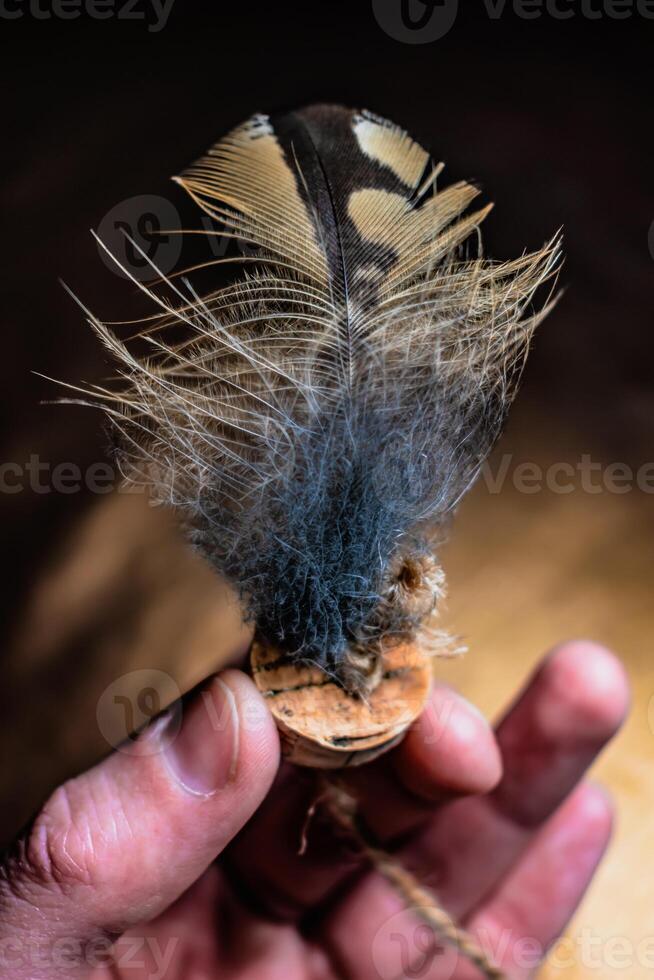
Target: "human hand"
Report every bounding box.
[0,641,628,979]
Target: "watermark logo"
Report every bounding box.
[372,0,459,42]
[368,447,654,515]
[371,915,654,977]
[96,194,182,282]
[97,669,273,756]
[374,0,654,41]
[94,194,248,282]
[372,907,459,978]
[96,668,182,755]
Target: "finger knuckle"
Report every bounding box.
[21,782,99,897]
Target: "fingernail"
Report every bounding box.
[164,675,239,795]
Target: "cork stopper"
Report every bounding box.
[250,639,432,768]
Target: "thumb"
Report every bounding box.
[0,669,279,979]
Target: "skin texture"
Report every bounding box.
[0,641,629,980]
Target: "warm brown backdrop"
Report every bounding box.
[1,4,652,976]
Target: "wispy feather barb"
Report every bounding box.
[73,105,561,683]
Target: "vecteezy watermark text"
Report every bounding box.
[0,933,179,979]
[0,456,116,495]
[3,452,654,496]
[371,912,654,979]
[0,0,175,31]
[480,452,654,495]
[373,0,654,43]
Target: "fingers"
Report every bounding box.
[225,638,625,935]
[404,640,629,920]
[320,782,613,980]
[0,670,279,979]
[334,684,501,847]
[108,865,340,980]
[225,763,357,919]
[341,685,502,842]
[315,640,626,977]
[492,640,629,823]
[393,685,503,804]
[467,783,613,979]
[225,683,500,917]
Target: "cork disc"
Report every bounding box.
[250,640,432,768]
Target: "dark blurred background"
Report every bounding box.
[1,3,652,975]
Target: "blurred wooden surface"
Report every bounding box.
[441,434,654,979]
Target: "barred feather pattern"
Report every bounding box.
[76,105,560,684]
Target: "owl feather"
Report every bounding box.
[70,105,560,686]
